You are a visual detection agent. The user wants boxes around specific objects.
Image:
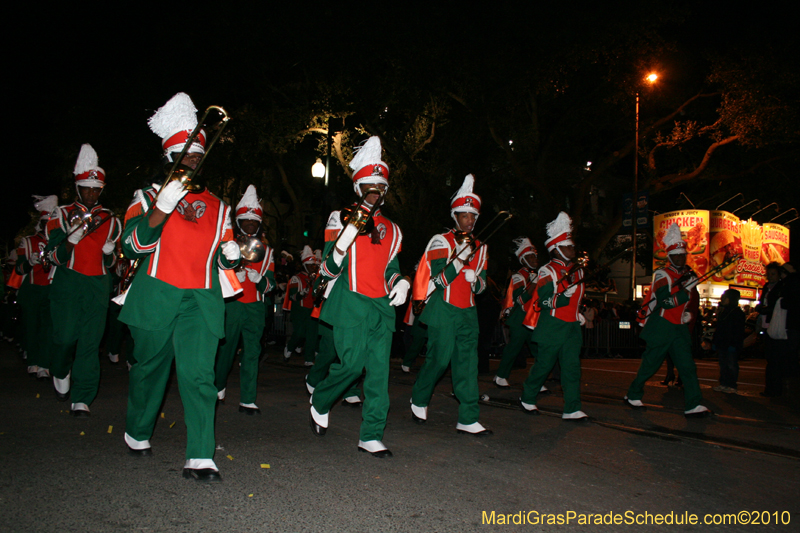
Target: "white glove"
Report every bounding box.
[579,313,586,326]
[455,241,473,261]
[246,268,262,283]
[682,312,692,324]
[683,276,699,291]
[67,223,87,245]
[29,253,42,266]
[236,269,246,282]
[155,180,188,214]
[222,241,241,262]
[333,224,360,264]
[388,279,411,307]
[102,240,115,255]
[463,269,476,283]
[564,285,577,298]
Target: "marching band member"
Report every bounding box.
[215,185,275,414]
[15,195,58,379]
[309,136,409,458]
[283,246,320,366]
[410,174,492,436]
[625,223,710,418]
[519,212,587,420]
[120,92,240,482]
[305,264,363,407]
[494,237,539,388]
[46,144,121,416]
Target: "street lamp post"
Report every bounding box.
[631,72,658,301]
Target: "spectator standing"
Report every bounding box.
[712,289,745,393]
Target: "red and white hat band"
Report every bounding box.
[666,241,687,254]
[516,245,536,259]
[236,206,263,221]
[163,129,207,154]
[75,169,106,188]
[450,194,481,215]
[353,163,389,185]
[545,232,573,251]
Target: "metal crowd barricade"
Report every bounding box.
[582,320,641,358]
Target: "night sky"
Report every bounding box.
[7,3,798,252]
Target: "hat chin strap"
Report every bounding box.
[75,183,103,203]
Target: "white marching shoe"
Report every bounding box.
[401,365,411,373]
[358,440,392,458]
[456,421,493,436]
[70,402,90,418]
[53,372,71,401]
[520,399,540,415]
[562,410,589,421]
[410,401,427,424]
[493,376,510,388]
[283,347,292,361]
[108,352,119,363]
[684,405,712,418]
[310,405,328,436]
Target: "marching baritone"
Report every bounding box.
[309,136,410,458]
[519,212,588,420]
[15,195,58,380]
[119,92,240,482]
[494,237,540,388]
[410,174,493,436]
[625,222,711,418]
[283,245,320,366]
[215,185,275,414]
[46,144,122,417]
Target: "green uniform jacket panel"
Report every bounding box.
[119,270,226,338]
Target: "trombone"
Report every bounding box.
[116,105,231,299]
[312,187,386,303]
[446,210,513,266]
[154,105,230,201]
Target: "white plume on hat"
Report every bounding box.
[545,212,574,251]
[314,249,322,263]
[32,195,58,218]
[235,185,262,222]
[349,136,389,195]
[450,174,482,221]
[546,212,572,239]
[664,222,686,256]
[301,245,316,265]
[512,236,536,261]
[451,174,475,203]
[148,93,198,139]
[73,144,104,176]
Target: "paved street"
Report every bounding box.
[1,340,798,532]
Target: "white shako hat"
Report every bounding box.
[300,245,317,265]
[513,236,537,262]
[73,144,106,188]
[349,136,389,196]
[235,185,263,222]
[33,195,58,219]
[148,92,206,161]
[545,212,574,251]
[664,222,687,255]
[314,249,322,264]
[450,174,482,223]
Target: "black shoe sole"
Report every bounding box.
[238,406,261,415]
[358,447,393,458]
[182,468,222,482]
[457,429,494,436]
[623,398,647,411]
[127,446,153,457]
[310,413,327,436]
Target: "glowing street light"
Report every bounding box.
[631,72,659,299]
[311,158,326,180]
